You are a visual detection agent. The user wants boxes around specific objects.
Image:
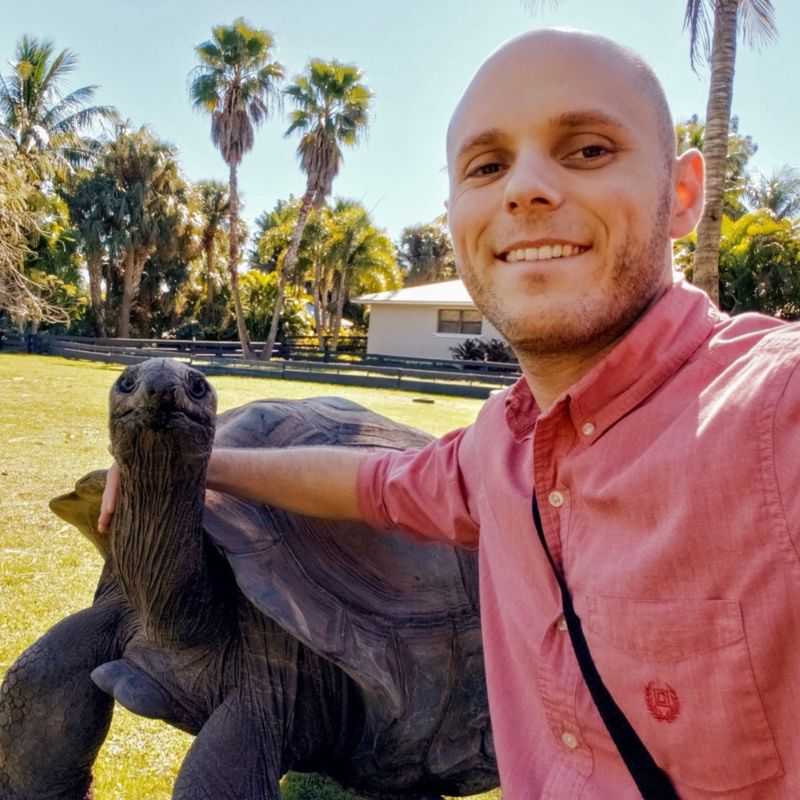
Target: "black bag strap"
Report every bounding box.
[531,497,680,800]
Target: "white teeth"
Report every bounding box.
[505,244,585,263]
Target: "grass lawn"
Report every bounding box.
[0,354,501,800]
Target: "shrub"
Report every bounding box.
[450,338,517,363]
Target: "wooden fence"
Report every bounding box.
[36,335,520,399]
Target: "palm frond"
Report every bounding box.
[683,0,713,71]
[739,0,778,49]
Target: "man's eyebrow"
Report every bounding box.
[550,110,631,135]
[453,128,507,162]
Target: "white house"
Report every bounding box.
[352,279,504,360]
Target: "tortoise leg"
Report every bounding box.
[91,658,190,728]
[172,693,282,800]
[0,602,124,800]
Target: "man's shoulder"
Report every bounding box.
[705,312,800,366]
[697,314,800,410]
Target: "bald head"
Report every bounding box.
[443,27,705,373]
[447,29,676,176]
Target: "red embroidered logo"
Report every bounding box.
[644,682,681,723]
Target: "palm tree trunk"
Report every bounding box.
[118,249,139,339]
[205,236,216,307]
[260,191,314,361]
[104,257,114,336]
[692,0,738,307]
[228,162,254,359]
[330,266,348,352]
[321,268,332,334]
[87,252,105,337]
[312,257,323,348]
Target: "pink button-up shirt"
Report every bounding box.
[357,279,800,799]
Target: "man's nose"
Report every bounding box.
[503,152,563,212]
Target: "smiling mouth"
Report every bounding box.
[502,243,590,263]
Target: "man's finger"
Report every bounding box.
[98,461,120,533]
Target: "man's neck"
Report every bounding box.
[516,279,674,412]
[518,341,619,413]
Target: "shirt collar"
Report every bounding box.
[504,279,721,442]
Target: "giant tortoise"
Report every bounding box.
[0,358,496,799]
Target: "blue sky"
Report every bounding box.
[2,0,798,244]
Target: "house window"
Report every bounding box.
[437,309,483,335]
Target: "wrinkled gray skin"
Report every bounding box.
[0,358,496,800]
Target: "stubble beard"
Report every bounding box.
[459,195,673,363]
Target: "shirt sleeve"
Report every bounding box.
[356,426,481,548]
[772,352,800,560]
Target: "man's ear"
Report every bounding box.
[669,148,705,239]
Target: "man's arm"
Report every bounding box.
[207,447,365,519]
[98,447,368,533]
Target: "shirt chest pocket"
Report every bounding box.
[583,595,782,793]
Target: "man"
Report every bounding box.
[102,30,800,798]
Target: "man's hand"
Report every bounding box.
[98,460,119,533]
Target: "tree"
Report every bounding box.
[325,200,401,350]
[101,126,188,338]
[262,59,372,360]
[0,139,70,327]
[239,270,312,341]
[133,222,202,338]
[0,35,115,176]
[675,209,800,318]
[746,165,800,220]
[684,0,778,304]
[193,180,231,323]
[717,210,800,318]
[189,18,284,359]
[397,222,456,286]
[253,199,331,339]
[675,115,757,220]
[252,197,317,283]
[63,170,117,335]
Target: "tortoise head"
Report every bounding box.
[109,358,217,471]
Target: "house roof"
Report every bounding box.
[352,279,476,306]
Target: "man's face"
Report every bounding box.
[447,34,677,358]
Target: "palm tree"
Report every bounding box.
[746,166,800,220]
[189,19,284,359]
[63,170,118,335]
[684,0,777,304]
[261,59,372,360]
[398,222,457,287]
[193,180,230,319]
[717,209,800,317]
[102,126,187,338]
[675,114,756,220]
[0,35,115,176]
[326,200,400,350]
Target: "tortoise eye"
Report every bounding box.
[186,371,209,400]
[117,371,136,394]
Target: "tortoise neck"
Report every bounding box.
[112,451,235,650]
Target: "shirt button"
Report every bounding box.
[561,731,579,749]
[557,615,568,632]
[548,491,564,507]
[581,422,595,436]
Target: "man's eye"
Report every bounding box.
[469,162,503,177]
[579,145,608,159]
[564,143,614,164]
